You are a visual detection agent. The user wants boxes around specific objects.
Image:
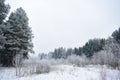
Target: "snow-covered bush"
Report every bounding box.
[45,58,66,65]
[92,38,120,68]
[35,60,50,74]
[65,54,89,67]
[47,59,58,65]
[21,58,51,76]
[92,50,115,66]
[55,58,65,65]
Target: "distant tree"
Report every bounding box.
[47,52,54,59]
[39,53,47,60]
[2,7,33,66]
[74,47,79,55]
[52,47,66,59]
[73,47,83,56]
[112,27,120,43]
[66,48,73,57]
[82,38,105,57]
[48,39,105,59]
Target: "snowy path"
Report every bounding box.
[0,65,119,80]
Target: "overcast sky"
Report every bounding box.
[6,0,120,54]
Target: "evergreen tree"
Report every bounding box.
[112,27,120,43]
[73,47,82,56]
[3,7,33,66]
[66,48,73,57]
[0,0,10,65]
[82,38,105,57]
[74,48,79,55]
[52,47,66,59]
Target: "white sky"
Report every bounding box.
[6,0,120,53]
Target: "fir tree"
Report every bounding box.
[112,27,120,43]
[0,0,10,65]
[3,7,33,66]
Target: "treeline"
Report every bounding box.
[39,38,105,59]
[39,28,120,68]
[0,0,33,66]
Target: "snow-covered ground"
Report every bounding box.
[0,65,119,80]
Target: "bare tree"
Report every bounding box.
[15,54,23,77]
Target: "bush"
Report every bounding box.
[35,60,50,74]
[20,58,51,76]
[92,50,115,66]
[65,54,89,67]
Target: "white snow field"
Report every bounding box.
[0,65,119,80]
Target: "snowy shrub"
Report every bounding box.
[21,58,51,76]
[66,55,89,67]
[47,58,66,65]
[55,58,65,65]
[48,59,58,65]
[104,38,120,68]
[92,50,115,66]
[92,38,120,68]
[35,60,50,74]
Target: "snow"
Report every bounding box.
[0,67,17,80]
[0,65,119,80]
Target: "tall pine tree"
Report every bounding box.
[3,7,33,66]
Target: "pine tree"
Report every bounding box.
[0,0,10,65]
[3,7,33,66]
[112,27,120,43]
[52,47,66,59]
[82,38,105,57]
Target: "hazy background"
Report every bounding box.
[6,0,120,54]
